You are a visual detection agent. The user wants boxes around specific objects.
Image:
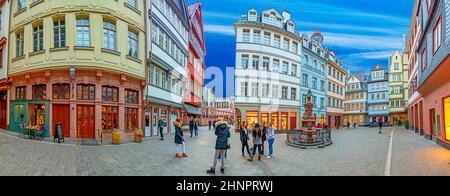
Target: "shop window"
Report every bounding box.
[32,84,46,100]
[102,106,118,131]
[444,97,450,141]
[16,86,26,100]
[125,89,139,104]
[281,112,288,130]
[246,111,259,129]
[102,86,119,102]
[29,104,46,128]
[52,84,70,100]
[261,113,269,125]
[125,107,138,132]
[77,84,95,100]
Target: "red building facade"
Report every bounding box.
[182,2,206,125]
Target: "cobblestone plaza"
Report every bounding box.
[0,127,448,176]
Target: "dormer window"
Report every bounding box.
[248,11,257,21]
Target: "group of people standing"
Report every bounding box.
[189,118,200,137]
[240,122,275,161]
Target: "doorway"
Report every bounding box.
[77,105,95,139]
[52,104,70,138]
[0,91,7,129]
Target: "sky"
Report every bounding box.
[187,0,414,97]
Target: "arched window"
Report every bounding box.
[303,55,308,66]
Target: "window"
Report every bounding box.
[253,30,260,43]
[272,59,279,72]
[77,17,90,46]
[128,30,139,58]
[152,23,158,43]
[394,63,399,70]
[127,0,137,8]
[273,35,280,48]
[241,55,249,69]
[262,83,269,97]
[125,89,139,104]
[292,42,298,54]
[291,64,297,76]
[32,84,46,100]
[251,83,259,97]
[103,21,117,51]
[33,24,44,52]
[433,15,442,54]
[312,77,317,89]
[421,49,427,71]
[16,86,26,100]
[77,84,95,100]
[241,82,248,96]
[52,84,70,99]
[303,74,308,86]
[281,62,289,74]
[272,85,278,98]
[16,31,24,57]
[282,86,288,99]
[125,108,138,132]
[242,29,250,42]
[291,88,297,100]
[102,106,118,131]
[262,57,270,71]
[18,0,26,10]
[102,86,119,102]
[54,19,66,48]
[263,32,271,45]
[252,56,259,69]
[283,38,289,50]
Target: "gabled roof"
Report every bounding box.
[262,8,283,19]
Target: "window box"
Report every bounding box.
[74,46,94,51]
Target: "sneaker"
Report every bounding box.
[265,156,272,159]
[175,153,183,158]
[182,153,189,158]
[220,168,225,174]
[206,168,215,174]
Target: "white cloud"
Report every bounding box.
[344,51,395,60]
[204,24,235,36]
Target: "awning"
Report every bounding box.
[184,104,203,116]
[146,96,183,108]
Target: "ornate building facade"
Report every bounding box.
[8,0,146,141]
[326,51,346,129]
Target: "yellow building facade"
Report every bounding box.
[7,0,146,142]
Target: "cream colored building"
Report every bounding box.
[388,50,408,125]
[7,0,146,141]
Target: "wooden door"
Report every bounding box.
[52,104,70,138]
[0,100,6,129]
[77,105,95,139]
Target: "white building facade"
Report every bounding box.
[234,9,302,131]
[145,0,190,137]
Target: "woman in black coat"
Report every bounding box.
[240,121,251,157]
[174,119,188,158]
[207,118,231,174]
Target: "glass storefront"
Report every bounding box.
[29,104,46,128]
[10,101,49,137]
[281,112,288,130]
[444,97,450,141]
[261,113,269,126]
[246,111,258,129]
[271,112,279,130]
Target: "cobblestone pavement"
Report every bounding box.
[0,126,449,176]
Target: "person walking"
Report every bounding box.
[347,122,350,129]
[207,118,231,174]
[189,117,194,137]
[240,121,251,157]
[266,123,275,159]
[158,117,165,140]
[247,123,263,162]
[174,118,188,158]
[378,119,383,134]
[194,119,199,136]
[208,120,212,130]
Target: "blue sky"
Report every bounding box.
[187,0,414,97]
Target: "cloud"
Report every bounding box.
[204,24,235,36]
[299,21,404,35]
[203,11,239,20]
[344,51,396,60]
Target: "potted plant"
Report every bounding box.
[112,128,122,145]
[134,128,143,143]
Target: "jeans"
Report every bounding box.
[159,127,164,138]
[194,127,198,136]
[268,138,275,156]
[212,150,226,169]
[189,127,193,136]
[241,141,251,156]
[252,144,262,156]
[176,142,186,154]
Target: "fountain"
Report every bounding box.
[287,90,332,149]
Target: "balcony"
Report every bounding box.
[302,64,324,75]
